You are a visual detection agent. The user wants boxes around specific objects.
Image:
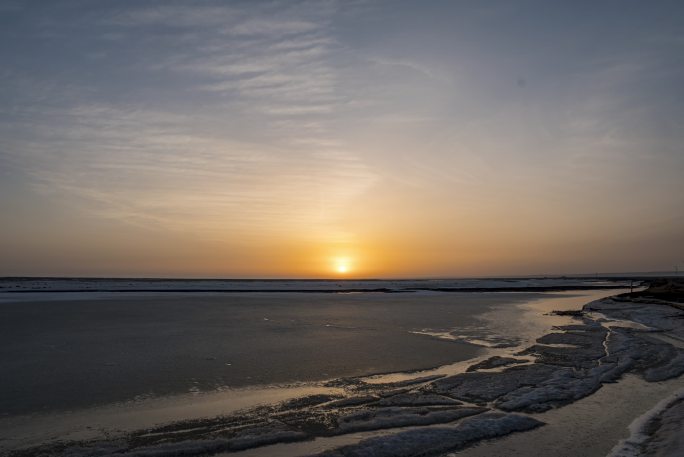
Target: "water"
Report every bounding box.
[0,278,630,416]
[0,291,525,415]
[0,279,633,454]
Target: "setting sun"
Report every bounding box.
[333,257,352,275]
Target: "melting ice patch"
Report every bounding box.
[410,327,520,348]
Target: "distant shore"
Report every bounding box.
[0,284,632,294]
[0,276,637,295]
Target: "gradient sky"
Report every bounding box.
[1,0,683,278]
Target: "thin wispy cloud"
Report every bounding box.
[1,1,377,244]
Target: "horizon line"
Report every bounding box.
[0,271,679,281]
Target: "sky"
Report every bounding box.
[1,0,683,278]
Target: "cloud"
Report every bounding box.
[365,56,443,81]
[229,18,320,36]
[0,1,379,243]
[6,100,376,240]
[110,5,238,28]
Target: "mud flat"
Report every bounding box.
[3,282,683,457]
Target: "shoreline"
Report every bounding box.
[0,291,607,447]
[2,284,683,456]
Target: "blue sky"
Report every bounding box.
[1,1,683,277]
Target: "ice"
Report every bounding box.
[586,297,684,340]
[603,328,684,382]
[336,406,485,433]
[325,395,380,408]
[643,351,684,382]
[49,429,307,456]
[280,394,342,409]
[520,326,607,369]
[429,364,558,403]
[495,365,613,412]
[608,388,684,457]
[377,374,446,387]
[466,356,527,372]
[373,392,461,407]
[311,413,544,457]
[409,329,520,348]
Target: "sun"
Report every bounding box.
[333,257,352,275]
